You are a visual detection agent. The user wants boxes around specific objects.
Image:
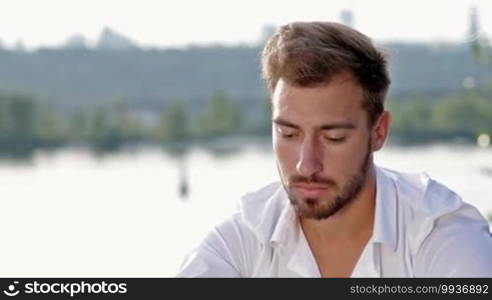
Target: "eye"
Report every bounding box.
[325,136,346,143]
[281,132,298,139]
[276,127,299,139]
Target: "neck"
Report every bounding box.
[300,165,377,242]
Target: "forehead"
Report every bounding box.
[272,73,365,126]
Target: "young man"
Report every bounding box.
[178,22,492,277]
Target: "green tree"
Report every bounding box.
[69,109,93,142]
[0,94,13,138]
[433,93,492,135]
[155,101,191,143]
[87,106,125,152]
[36,106,66,147]
[111,98,145,142]
[390,99,434,133]
[199,91,241,137]
[0,92,38,156]
[10,94,36,137]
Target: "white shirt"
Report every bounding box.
[178,166,492,277]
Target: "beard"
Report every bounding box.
[281,139,372,220]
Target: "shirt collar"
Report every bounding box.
[372,166,398,251]
[270,189,297,248]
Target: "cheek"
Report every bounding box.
[326,149,356,172]
[273,137,298,171]
[322,137,368,172]
[339,139,369,168]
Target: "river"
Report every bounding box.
[0,142,490,276]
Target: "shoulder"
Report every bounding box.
[380,166,468,222]
[413,208,492,277]
[178,181,286,277]
[379,167,492,277]
[379,167,460,215]
[209,181,287,252]
[237,181,289,241]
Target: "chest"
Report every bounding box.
[250,240,412,277]
[310,241,368,277]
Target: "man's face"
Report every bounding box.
[272,72,377,220]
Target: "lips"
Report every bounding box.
[293,183,330,198]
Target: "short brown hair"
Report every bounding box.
[261,22,390,125]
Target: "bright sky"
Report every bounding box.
[0,0,490,49]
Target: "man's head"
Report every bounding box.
[261,22,391,220]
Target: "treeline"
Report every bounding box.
[389,90,492,144]
[0,91,270,157]
[1,88,491,157]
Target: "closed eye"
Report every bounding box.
[281,133,298,139]
[275,125,299,139]
[325,137,346,143]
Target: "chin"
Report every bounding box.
[294,197,340,220]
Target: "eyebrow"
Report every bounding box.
[272,118,356,130]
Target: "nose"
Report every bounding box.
[296,138,323,178]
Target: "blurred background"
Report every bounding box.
[0,0,491,276]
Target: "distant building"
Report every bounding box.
[14,39,26,52]
[468,6,480,42]
[259,24,277,45]
[468,5,490,64]
[63,34,89,49]
[340,10,354,28]
[96,27,139,50]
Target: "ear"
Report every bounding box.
[371,110,391,151]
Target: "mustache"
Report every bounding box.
[289,174,336,186]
